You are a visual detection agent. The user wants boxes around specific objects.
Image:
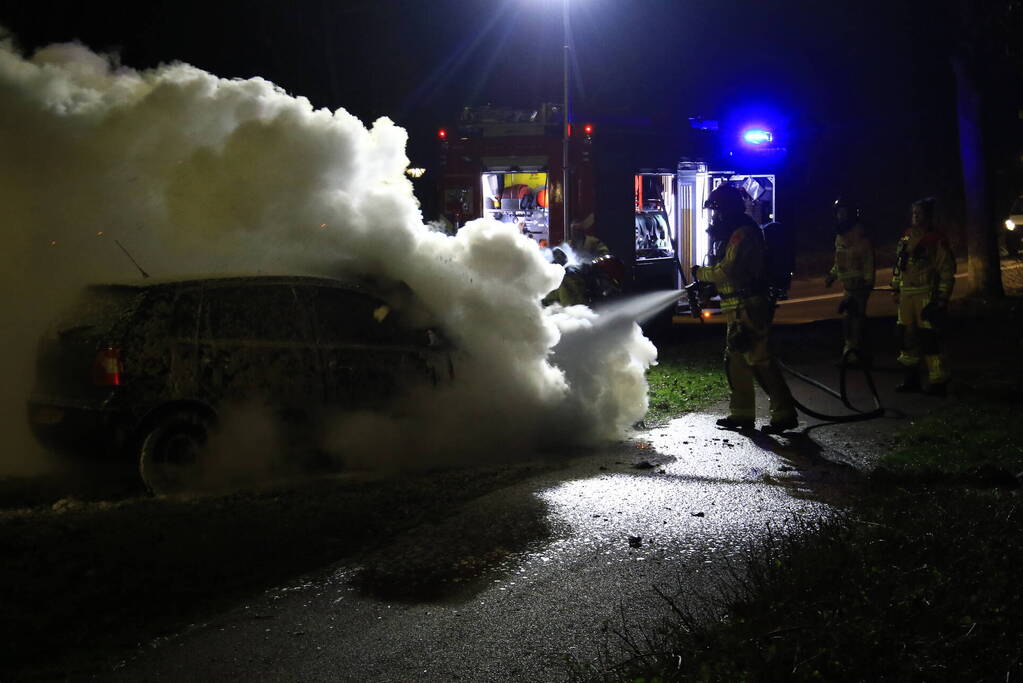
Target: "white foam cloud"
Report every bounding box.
[0,36,656,474]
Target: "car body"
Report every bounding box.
[27,275,452,492]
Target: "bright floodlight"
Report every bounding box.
[742,128,773,145]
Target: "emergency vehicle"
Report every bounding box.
[437,104,779,308]
[633,165,777,291]
[438,103,592,247]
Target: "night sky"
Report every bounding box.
[0,0,981,252]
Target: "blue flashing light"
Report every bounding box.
[742,128,773,145]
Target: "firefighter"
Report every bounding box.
[543,247,587,307]
[891,197,955,396]
[569,214,610,261]
[824,198,875,365]
[694,184,798,433]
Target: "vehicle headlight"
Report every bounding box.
[1006,219,1016,231]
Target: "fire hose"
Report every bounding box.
[686,274,885,424]
[776,349,884,423]
[781,278,957,421]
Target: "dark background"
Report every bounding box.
[2,0,1017,258]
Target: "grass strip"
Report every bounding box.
[575,488,1023,682]
[645,336,728,424]
[880,399,1023,480]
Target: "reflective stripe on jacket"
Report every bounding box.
[891,226,956,302]
[830,223,875,290]
[696,217,766,311]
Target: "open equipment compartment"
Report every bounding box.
[482,168,551,246]
[634,172,678,261]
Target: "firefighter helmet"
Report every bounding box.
[704,184,747,215]
[834,197,861,235]
[912,197,936,219]
[833,197,861,219]
[911,197,937,229]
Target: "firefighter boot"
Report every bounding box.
[761,416,798,435]
[723,349,756,431]
[715,416,754,430]
[752,361,799,435]
[895,367,922,393]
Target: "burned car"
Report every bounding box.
[27,276,453,493]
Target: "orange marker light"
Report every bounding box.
[702,310,712,319]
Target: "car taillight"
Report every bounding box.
[93,346,123,386]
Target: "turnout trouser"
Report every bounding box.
[724,300,796,423]
[841,287,872,357]
[897,290,949,384]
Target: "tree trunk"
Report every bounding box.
[953,55,1006,298]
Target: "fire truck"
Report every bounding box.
[633,165,777,294]
[438,103,591,247]
[437,104,779,305]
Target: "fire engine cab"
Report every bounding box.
[438,104,780,309]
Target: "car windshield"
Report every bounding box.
[53,286,142,335]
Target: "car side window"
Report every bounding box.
[308,287,407,345]
[203,285,310,342]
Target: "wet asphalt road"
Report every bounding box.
[101,270,972,682]
[106,413,837,682]
[93,263,998,682]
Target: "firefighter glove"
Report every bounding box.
[684,281,703,318]
[824,272,837,288]
[691,265,701,283]
[837,298,848,315]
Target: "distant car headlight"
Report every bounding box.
[1006,219,1016,231]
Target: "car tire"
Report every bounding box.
[138,409,212,495]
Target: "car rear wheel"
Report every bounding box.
[139,410,212,495]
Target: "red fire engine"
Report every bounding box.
[438,103,592,248]
[437,104,778,303]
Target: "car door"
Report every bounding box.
[113,285,202,410]
[164,286,203,399]
[198,283,322,414]
[307,287,432,409]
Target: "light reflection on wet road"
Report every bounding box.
[539,425,826,569]
[108,413,835,683]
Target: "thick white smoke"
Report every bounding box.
[0,34,657,474]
